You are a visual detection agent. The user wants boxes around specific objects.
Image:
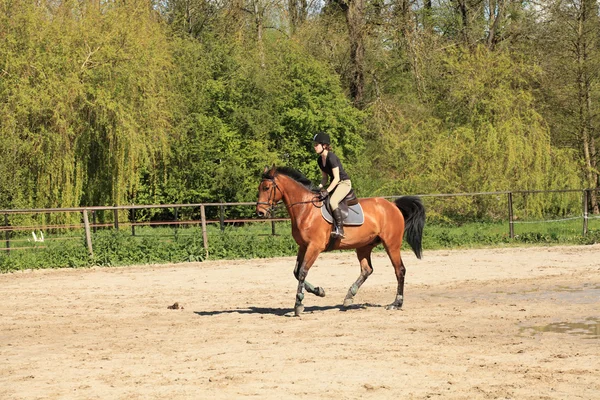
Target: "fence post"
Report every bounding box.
[174,207,179,236]
[113,206,119,231]
[583,189,589,236]
[271,208,276,236]
[4,214,9,254]
[91,210,97,233]
[200,205,209,258]
[508,192,514,239]
[220,205,225,232]
[82,209,94,257]
[131,208,136,236]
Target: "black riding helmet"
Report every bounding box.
[313,131,330,145]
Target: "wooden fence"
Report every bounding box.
[1,188,598,257]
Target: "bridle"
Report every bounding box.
[256,177,282,214]
[257,176,323,215]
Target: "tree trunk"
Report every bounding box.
[288,0,308,34]
[423,0,433,31]
[229,0,246,38]
[578,0,599,213]
[336,0,366,107]
[487,0,504,50]
[253,0,266,68]
[396,0,424,100]
[289,0,298,34]
[456,0,470,45]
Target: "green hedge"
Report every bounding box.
[1,222,598,272]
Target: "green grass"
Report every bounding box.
[1,218,599,272]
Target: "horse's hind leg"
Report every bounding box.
[383,243,406,310]
[294,246,325,298]
[343,245,375,307]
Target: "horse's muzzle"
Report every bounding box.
[256,205,270,218]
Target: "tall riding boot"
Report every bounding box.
[331,208,345,239]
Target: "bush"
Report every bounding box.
[0,221,598,272]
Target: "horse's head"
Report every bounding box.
[256,166,282,218]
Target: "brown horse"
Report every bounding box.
[256,166,425,316]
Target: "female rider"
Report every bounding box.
[313,131,352,239]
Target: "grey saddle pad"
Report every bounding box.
[321,203,365,226]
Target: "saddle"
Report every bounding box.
[321,189,364,226]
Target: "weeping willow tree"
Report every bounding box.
[365,46,582,218]
[0,0,172,211]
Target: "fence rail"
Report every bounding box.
[1,188,598,256]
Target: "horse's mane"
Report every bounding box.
[263,166,315,191]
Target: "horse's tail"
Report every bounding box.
[394,196,425,259]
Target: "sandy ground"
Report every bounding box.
[1,244,599,400]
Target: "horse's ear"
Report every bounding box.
[263,165,269,174]
[265,164,276,176]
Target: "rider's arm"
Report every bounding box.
[319,171,328,189]
[326,167,340,193]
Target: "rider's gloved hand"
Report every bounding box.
[319,189,329,200]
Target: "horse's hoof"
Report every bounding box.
[294,304,304,316]
[316,287,326,297]
[343,298,354,307]
[385,304,403,310]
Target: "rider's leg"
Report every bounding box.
[329,180,352,238]
[331,208,344,238]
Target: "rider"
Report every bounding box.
[313,131,352,239]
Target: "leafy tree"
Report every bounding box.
[0,0,592,224]
[0,0,173,210]
[364,47,582,217]
[532,0,600,213]
[158,31,365,208]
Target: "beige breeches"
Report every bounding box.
[329,180,352,211]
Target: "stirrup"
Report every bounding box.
[331,227,345,239]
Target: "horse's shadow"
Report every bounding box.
[194,303,382,317]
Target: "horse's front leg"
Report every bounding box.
[294,247,325,298]
[293,246,322,316]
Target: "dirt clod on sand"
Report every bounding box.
[1,244,599,399]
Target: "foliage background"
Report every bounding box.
[1,0,599,220]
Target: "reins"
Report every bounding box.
[257,177,322,214]
[284,197,322,210]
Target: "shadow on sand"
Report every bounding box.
[194,303,383,317]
